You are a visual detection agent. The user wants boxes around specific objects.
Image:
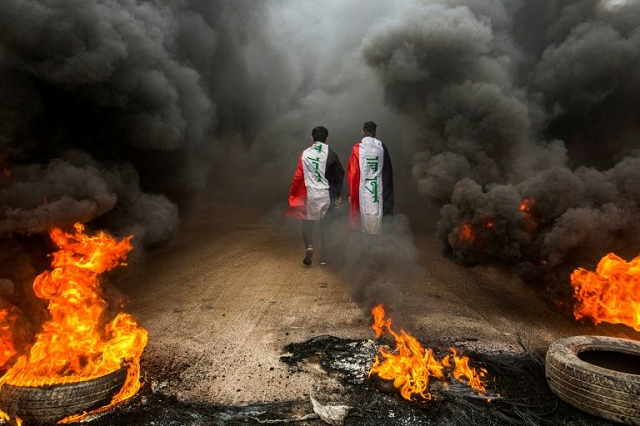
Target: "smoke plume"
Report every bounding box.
[360,0,640,296]
[0,0,285,243]
[0,0,288,328]
[3,0,640,309]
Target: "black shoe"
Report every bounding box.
[320,257,328,266]
[303,246,314,266]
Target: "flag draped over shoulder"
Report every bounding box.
[287,142,331,220]
[347,137,394,234]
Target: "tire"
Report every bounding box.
[0,367,128,425]
[546,335,640,425]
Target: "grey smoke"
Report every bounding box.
[0,159,116,235]
[0,0,278,242]
[358,0,640,291]
[0,0,412,238]
[2,0,639,307]
[0,0,213,151]
[333,214,421,312]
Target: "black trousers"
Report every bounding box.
[302,208,333,256]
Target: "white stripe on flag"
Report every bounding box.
[302,142,330,220]
[358,137,384,234]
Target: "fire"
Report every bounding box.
[371,305,391,338]
[459,222,475,244]
[519,198,538,232]
[0,303,31,371]
[455,219,495,246]
[0,223,147,420]
[519,198,533,215]
[571,253,640,331]
[368,305,486,400]
[449,348,486,390]
[0,309,19,370]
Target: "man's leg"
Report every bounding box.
[302,220,314,265]
[319,206,335,265]
[302,220,313,247]
[319,216,329,265]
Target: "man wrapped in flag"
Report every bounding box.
[347,121,394,235]
[287,126,344,266]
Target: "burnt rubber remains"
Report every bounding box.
[69,336,621,426]
[546,335,640,426]
[276,335,616,426]
[0,367,127,425]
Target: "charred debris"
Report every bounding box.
[80,335,616,426]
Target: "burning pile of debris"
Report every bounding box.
[0,224,147,424]
[276,306,616,426]
[368,305,488,401]
[4,298,626,426]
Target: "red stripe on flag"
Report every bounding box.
[286,155,307,219]
[347,142,361,230]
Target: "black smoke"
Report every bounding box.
[3,0,639,310]
[360,0,640,298]
[0,0,287,244]
[0,0,289,329]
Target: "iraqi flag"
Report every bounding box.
[347,137,394,234]
[287,142,331,220]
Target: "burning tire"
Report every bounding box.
[0,367,128,425]
[546,335,640,426]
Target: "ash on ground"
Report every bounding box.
[75,336,615,426]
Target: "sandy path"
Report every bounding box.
[120,200,638,405]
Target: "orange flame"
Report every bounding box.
[0,310,19,370]
[450,348,486,391]
[458,222,475,244]
[571,253,640,331]
[519,198,533,214]
[0,223,147,421]
[456,219,495,246]
[519,198,537,232]
[0,303,31,371]
[368,305,486,400]
[371,305,391,338]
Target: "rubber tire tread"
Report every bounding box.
[0,367,127,425]
[547,374,640,417]
[548,375,640,425]
[545,335,640,426]
[546,361,640,408]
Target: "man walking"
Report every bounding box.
[287,126,344,266]
[347,121,394,235]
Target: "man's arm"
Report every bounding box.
[382,143,394,216]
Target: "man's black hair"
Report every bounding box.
[311,126,329,142]
[363,121,377,136]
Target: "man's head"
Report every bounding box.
[363,121,377,137]
[311,126,329,142]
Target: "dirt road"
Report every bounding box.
[121,199,637,407]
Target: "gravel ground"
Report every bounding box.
[94,197,639,424]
